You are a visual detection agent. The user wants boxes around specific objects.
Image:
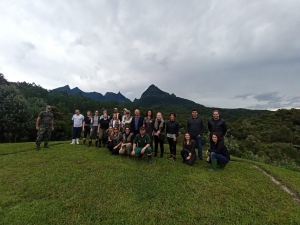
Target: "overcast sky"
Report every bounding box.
[1,0,299,109]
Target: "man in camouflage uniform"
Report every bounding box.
[35,105,54,150]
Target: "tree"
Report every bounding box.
[0,79,31,142]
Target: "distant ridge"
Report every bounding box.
[52,85,131,103]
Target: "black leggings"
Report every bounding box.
[181,149,196,166]
[83,126,91,139]
[154,135,164,155]
[167,137,177,156]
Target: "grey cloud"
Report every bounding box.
[0,0,299,109]
[253,92,283,103]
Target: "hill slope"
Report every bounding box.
[1,142,299,224]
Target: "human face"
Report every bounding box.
[125,128,130,134]
[170,114,175,121]
[185,133,190,141]
[147,111,152,117]
[103,113,107,118]
[213,111,219,120]
[157,113,162,120]
[75,110,80,115]
[140,129,146,135]
[108,126,113,132]
[192,111,198,118]
[95,111,99,115]
[212,134,218,143]
[87,111,91,116]
[46,107,51,112]
[113,128,118,133]
[135,109,140,116]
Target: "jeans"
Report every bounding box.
[72,127,82,139]
[191,135,202,159]
[210,152,229,164]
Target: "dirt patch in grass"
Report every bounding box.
[254,165,300,205]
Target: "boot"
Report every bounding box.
[44,143,49,148]
[76,138,79,145]
[160,149,164,158]
[83,140,86,146]
[87,141,92,147]
[98,141,101,148]
[208,159,217,172]
[36,144,40,151]
[95,140,98,148]
[148,155,152,164]
[70,139,75,144]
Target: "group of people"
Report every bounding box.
[35,106,230,171]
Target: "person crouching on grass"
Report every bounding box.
[131,127,152,164]
[181,133,196,166]
[108,127,122,155]
[119,127,134,158]
[206,132,230,172]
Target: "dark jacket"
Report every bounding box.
[130,116,144,132]
[186,116,204,136]
[166,120,179,137]
[209,140,230,160]
[208,118,227,136]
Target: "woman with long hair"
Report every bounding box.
[181,133,196,166]
[108,127,123,154]
[143,109,154,150]
[166,113,179,161]
[206,132,230,171]
[109,113,122,131]
[153,112,165,157]
[82,110,93,147]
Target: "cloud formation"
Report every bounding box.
[0,0,299,109]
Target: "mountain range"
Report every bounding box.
[52,84,198,106]
[53,85,131,103]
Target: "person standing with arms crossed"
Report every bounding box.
[186,109,204,160]
[35,105,54,151]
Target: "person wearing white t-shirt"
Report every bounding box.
[71,109,84,144]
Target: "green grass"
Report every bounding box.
[1,142,300,225]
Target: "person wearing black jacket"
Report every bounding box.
[153,112,165,157]
[186,109,204,160]
[208,110,227,145]
[130,109,144,139]
[166,113,179,161]
[206,132,230,171]
[181,133,196,166]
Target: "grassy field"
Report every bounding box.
[1,142,300,225]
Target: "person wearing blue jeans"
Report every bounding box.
[206,132,230,171]
[186,109,204,160]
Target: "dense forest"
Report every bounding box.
[1,73,299,170]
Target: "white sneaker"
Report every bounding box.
[70,139,75,144]
[76,138,79,145]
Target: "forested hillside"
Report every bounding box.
[1,74,299,170]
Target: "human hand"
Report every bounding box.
[173,137,177,141]
[52,127,54,131]
[131,150,135,156]
[36,126,39,130]
[141,148,145,154]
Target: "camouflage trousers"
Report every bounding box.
[36,126,52,145]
